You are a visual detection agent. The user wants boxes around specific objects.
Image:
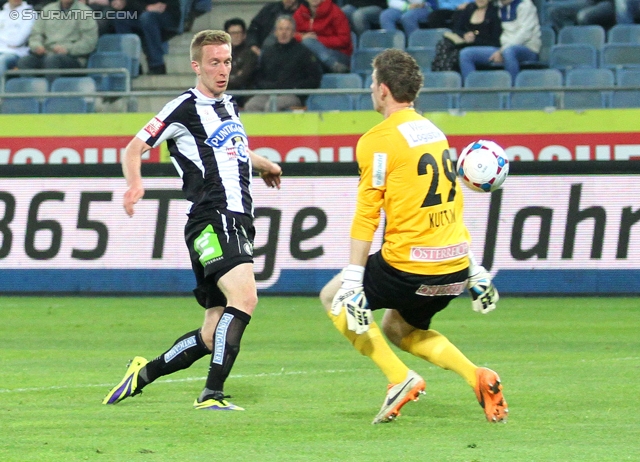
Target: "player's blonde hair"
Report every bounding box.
[190,30,232,63]
[373,49,423,104]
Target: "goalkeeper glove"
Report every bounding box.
[467,265,499,314]
[331,265,372,334]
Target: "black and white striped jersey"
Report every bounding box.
[136,88,253,217]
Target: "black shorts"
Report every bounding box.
[363,251,469,330]
[185,209,255,308]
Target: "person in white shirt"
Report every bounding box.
[0,0,34,75]
[458,0,541,84]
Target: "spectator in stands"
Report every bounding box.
[459,0,540,83]
[224,17,258,106]
[79,0,115,35]
[342,0,386,36]
[379,0,437,38]
[546,0,615,32]
[431,0,501,72]
[616,0,640,23]
[0,0,34,76]
[244,15,322,112]
[246,0,299,56]
[293,0,352,73]
[113,0,182,75]
[424,0,469,29]
[183,0,213,32]
[17,0,98,72]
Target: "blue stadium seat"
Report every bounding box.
[549,44,598,71]
[350,49,380,79]
[563,68,614,109]
[88,51,133,91]
[511,69,562,109]
[355,93,373,111]
[612,68,640,108]
[358,29,405,50]
[44,76,96,113]
[415,71,461,112]
[408,28,450,48]
[306,94,354,111]
[1,77,48,114]
[558,25,605,49]
[320,73,362,89]
[96,33,142,78]
[406,46,436,72]
[460,70,512,110]
[606,24,640,44]
[600,43,640,70]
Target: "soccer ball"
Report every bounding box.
[456,140,509,193]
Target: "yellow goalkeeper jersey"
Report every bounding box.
[351,107,471,275]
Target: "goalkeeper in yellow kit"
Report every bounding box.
[319,48,507,424]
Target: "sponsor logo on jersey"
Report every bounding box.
[398,120,446,148]
[143,117,165,137]
[206,121,249,161]
[372,153,386,187]
[410,242,469,261]
[415,281,466,296]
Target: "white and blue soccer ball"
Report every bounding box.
[457,140,509,193]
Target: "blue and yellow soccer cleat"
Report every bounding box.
[102,356,149,405]
[372,370,426,424]
[193,396,245,411]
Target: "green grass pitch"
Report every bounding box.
[1,295,638,461]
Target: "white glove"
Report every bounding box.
[344,291,372,335]
[331,265,372,334]
[467,265,499,314]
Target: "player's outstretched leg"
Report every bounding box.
[103,329,210,405]
[474,367,508,423]
[102,356,149,404]
[372,370,426,424]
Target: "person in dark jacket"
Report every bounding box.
[224,17,258,106]
[451,0,501,48]
[113,0,182,75]
[243,15,322,112]
[246,0,299,56]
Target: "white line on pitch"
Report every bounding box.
[0,368,354,394]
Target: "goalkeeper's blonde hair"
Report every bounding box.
[190,30,231,63]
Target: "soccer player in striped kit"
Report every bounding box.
[103,29,282,411]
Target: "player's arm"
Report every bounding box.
[122,136,152,217]
[331,237,373,335]
[248,149,282,189]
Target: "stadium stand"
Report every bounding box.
[0,77,47,114]
[408,28,451,48]
[43,77,97,114]
[358,29,406,50]
[306,94,355,111]
[414,71,461,112]
[460,70,512,110]
[511,68,562,110]
[563,67,615,109]
[612,68,640,107]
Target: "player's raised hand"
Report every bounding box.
[123,186,144,217]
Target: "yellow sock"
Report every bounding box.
[400,329,477,388]
[328,310,409,384]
